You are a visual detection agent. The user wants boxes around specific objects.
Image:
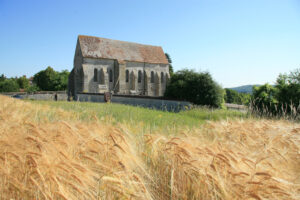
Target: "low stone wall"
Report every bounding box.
[1,91,68,101]
[77,93,191,112]
[1,91,191,112]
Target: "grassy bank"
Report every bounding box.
[30,100,246,131]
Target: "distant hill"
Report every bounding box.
[228,85,261,94]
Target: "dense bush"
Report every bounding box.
[33,67,69,91]
[164,69,224,108]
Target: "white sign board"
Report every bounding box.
[98,84,108,90]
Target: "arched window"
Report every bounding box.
[138,70,142,83]
[151,71,154,83]
[94,68,98,82]
[126,70,129,83]
[99,68,105,84]
[161,72,164,83]
[109,69,113,82]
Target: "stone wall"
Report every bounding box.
[82,58,115,93]
[77,93,191,112]
[1,92,68,101]
[121,62,169,96]
[1,92,191,112]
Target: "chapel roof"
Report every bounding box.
[78,35,169,64]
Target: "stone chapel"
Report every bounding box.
[68,35,170,98]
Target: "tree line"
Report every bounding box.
[251,68,300,117]
[0,67,69,93]
[163,67,300,112]
[1,58,299,115]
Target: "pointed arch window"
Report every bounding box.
[94,68,98,82]
[151,71,154,83]
[138,70,142,83]
[126,70,129,82]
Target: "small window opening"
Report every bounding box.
[126,70,129,83]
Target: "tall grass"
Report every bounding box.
[249,98,300,121]
[1,95,299,199]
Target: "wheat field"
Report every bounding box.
[0,95,299,199]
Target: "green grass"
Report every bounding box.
[28,100,246,133]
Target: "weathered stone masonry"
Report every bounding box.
[68,35,170,99]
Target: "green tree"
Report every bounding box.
[251,68,300,117]
[33,67,69,91]
[17,76,30,89]
[224,88,240,103]
[252,84,278,115]
[164,69,224,108]
[275,68,300,112]
[55,70,70,90]
[165,53,174,76]
[0,74,6,82]
[0,79,20,92]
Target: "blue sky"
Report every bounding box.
[0,0,299,87]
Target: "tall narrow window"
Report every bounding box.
[161,72,164,83]
[109,69,113,82]
[126,70,129,83]
[151,71,154,83]
[138,70,142,83]
[94,68,98,82]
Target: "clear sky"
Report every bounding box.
[0,0,299,88]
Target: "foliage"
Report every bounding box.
[275,69,300,113]
[33,67,69,91]
[16,76,30,89]
[0,78,20,92]
[0,74,6,82]
[164,69,224,108]
[165,53,173,76]
[26,85,40,93]
[252,84,278,115]
[251,68,300,118]
[224,88,251,105]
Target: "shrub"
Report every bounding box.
[164,69,224,108]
